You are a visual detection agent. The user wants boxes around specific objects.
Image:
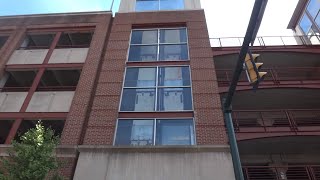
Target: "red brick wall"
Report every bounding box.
[83,10,228,145]
[60,15,113,145]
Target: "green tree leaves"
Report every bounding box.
[0,121,64,180]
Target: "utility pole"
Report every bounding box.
[223,1,268,180]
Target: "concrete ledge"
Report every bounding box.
[77,145,230,153]
[0,144,230,157]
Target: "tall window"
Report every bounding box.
[128,28,188,62]
[120,66,192,112]
[135,0,184,12]
[114,118,195,146]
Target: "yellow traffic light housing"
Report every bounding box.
[244,52,267,84]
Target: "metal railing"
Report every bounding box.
[216,67,320,87]
[210,35,320,47]
[233,109,320,133]
[243,165,320,180]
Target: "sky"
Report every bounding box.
[0,0,299,37]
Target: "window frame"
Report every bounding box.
[113,118,196,146]
[119,65,194,112]
[135,0,185,12]
[127,27,189,62]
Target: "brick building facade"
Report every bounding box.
[2,0,319,179]
[0,0,235,179]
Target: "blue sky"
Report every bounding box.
[0,0,120,16]
[0,0,298,37]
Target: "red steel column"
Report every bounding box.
[5,32,62,144]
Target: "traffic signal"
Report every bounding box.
[244,52,267,84]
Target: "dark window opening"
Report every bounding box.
[0,36,9,49]
[38,69,81,91]
[56,32,93,48]
[20,34,54,49]
[2,71,37,92]
[115,119,195,146]
[0,120,13,144]
[15,120,65,141]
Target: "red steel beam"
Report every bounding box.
[218,83,320,93]
[5,32,62,144]
[0,112,68,119]
[27,26,95,33]
[6,63,83,70]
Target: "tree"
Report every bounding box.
[0,121,64,180]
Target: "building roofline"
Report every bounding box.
[287,0,308,29]
[0,11,112,19]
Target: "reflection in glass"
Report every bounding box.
[159,44,188,60]
[131,30,158,44]
[128,45,157,61]
[157,88,192,111]
[125,67,156,87]
[158,67,190,86]
[156,119,194,145]
[120,88,156,111]
[136,0,158,11]
[160,28,187,43]
[299,13,312,34]
[307,0,320,18]
[160,0,184,10]
[115,120,154,146]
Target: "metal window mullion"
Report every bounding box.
[185,27,190,60]
[155,66,159,111]
[157,29,160,61]
[157,85,191,88]
[113,119,119,145]
[158,42,188,45]
[131,43,158,46]
[158,0,161,10]
[153,119,156,145]
[124,86,156,89]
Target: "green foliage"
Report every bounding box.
[0,121,64,180]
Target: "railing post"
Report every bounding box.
[285,110,297,133]
[219,38,222,47]
[280,36,285,46]
[307,166,317,180]
[258,37,266,46]
[300,35,308,45]
[259,111,267,132]
[243,167,249,180]
[272,67,280,85]
[238,38,242,46]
